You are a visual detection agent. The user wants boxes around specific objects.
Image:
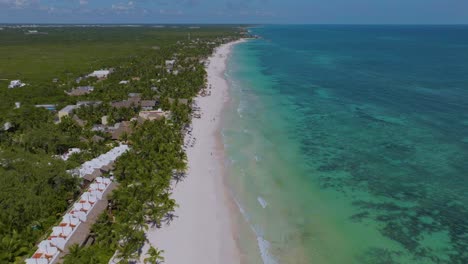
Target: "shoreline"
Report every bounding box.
[142,39,253,264]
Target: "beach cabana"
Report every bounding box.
[61,213,81,228]
[80,192,98,205]
[90,190,103,200]
[89,183,107,192]
[52,226,73,239]
[37,240,59,259]
[70,209,87,222]
[96,177,112,185]
[50,237,67,251]
[73,202,92,213]
[26,259,48,264]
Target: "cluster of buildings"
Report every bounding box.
[56,94,168,141]
[26,145,129,263]
[69,144,129,181]
[26,176,115,264]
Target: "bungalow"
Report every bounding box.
[128,93,141,98]
[58,105,78,120]
[3,122,13,131]
[87,69,112,79]
[165,60,175,73]
[111,100,133,109]
[101,116,109,125]
[72,115,86,127]
[76,101,102,107]
[8,80,26,89]
[119,80,129,85]
[138,109,168,121]
[111,121,133,140]
[91,125,106,132]
[140,100,157,111]
[92,135,105,143]
[83,168,102,182]
[66,86,94,96]
[60,148,81,161]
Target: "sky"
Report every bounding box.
[0,0,467,24]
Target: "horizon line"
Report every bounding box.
[1,22,468,26]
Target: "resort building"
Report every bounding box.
[87,69,112,79]
[58,105,78,120]
[111,121,133,140]
[59,148,81,161]
[8,80,26,89]
[140,100,157,111]
[66,86,94,96]
[76,101,102,107]
[138,109,168,121]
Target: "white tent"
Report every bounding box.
[52,226,73,238]
[89,183,107,192]
[75,144,129,178]
[26,258,48,264]
[50,237,67,251]
[90,190,103,200]
[96,176,112,185]
[80,192,98,205]
[74,201,92,212]
[70,209,87,222]
[61,213,81,227]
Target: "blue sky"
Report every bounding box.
[0,0,467,24]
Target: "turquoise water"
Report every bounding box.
[222,26,468,264]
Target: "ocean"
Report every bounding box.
[221,25,468,264]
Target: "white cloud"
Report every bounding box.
[79,0,88,5]
[112,1,135,11]
[0,0,38,8]
[159,9,183,15]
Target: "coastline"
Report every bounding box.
[142,39,252,264]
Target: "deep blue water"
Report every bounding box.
[223,25,468,263]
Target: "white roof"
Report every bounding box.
[75,144,129,178]
[88,69,111,78]
[59,105,78,114]
[8,80,26,88]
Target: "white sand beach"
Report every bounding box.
[141,40,246,264]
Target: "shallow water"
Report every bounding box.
[222,25,468,264]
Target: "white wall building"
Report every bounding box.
[8,80,26,89]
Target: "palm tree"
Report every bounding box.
[67,244,83,260]
[144,246,164,264]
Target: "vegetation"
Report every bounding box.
[0,25,243,263]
